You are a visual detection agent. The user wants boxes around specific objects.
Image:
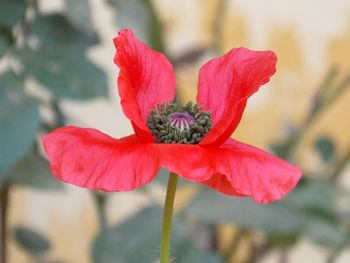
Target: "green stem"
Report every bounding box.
[160,172,178,263]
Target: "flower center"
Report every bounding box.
[168,112,195,131]
[146,101,212,144]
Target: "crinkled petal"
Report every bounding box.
[207,139,302,204]
[41,126,160,191]
[42,126,301,203]
[197,48,277,146]
[153,143,214,182]
[200,173,245,196]
[153,140,300,203]
[113,29,176,142]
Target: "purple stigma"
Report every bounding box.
[168,112,195,131]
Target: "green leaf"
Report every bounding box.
[92,207,161,263]
[29,14,93,50]
[285,181,346,247]
[186,189,303,234]
[0,35,9,57]
[314,136,335,162]
[302,216,346,247]
[266,233,299,248]
[107,0,164,51]
[173,239,222,263]
[92,207,222,263]
[0,71,40,180]
[339,211,350,222]
[13,226,51,254]
[0,0,26,28]
[188,186,346,248]
[7,152,63,190]
[17,48,108,100]
[285,180,339,214]
[64,0,95,38]
[15,14,108,99]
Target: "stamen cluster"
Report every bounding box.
[146,101,212,144]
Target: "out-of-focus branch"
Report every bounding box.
[212,0,228,52]
[170,0,229,69]
[50,98,65,128]
[0,25,15,46]
[278,68,350,161]
[0,181,10,263]
[326,229,350,263]
[93,192,107,231]
[331,148,350,181]
[306,67,338,122]
[223,229,245,262]
[144,0,165,53]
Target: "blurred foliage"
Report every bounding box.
[13,226,51,254]
[0,0,107,261]
[17,13,107,100]
[0,71,40,179]
[106,0,164,51]
[7,151,63,190]
[64,0,95,38]
[92,207,222,263]
[0,0,26,28]
[314,136,335,162]
[0,36,9,58]
[187,190,302,235]
[0,0,349,263]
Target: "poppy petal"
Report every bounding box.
[154,140,300,204]
[209,139,302,204]
[197,48,277,146]
[153,143,214,182]
[200,173,245,196]
[113,29,176,142]
[42,127,300,203]
[41,126,160,191]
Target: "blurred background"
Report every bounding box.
[1,0,350,262]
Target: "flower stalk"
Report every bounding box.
[160,172,178,263]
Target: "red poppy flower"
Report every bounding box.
[42,29,302,204]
